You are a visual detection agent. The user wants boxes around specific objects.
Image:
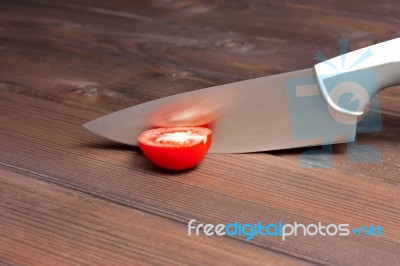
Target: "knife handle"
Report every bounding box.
[315,38,400,116]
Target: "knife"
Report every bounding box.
[83,38,400,153]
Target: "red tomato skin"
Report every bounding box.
[138,128,212,171]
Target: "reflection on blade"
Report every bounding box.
[148,96,219,129]
[83,68,358,153]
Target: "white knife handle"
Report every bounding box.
[315,38,400,116]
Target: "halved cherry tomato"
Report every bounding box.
[138,127,212,171]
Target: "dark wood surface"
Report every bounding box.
[0,1,399,265]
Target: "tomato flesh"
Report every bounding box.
[138,127,212,170]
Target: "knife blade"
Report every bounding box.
[83,38,400,153]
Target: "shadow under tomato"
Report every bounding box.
[130,152,201,175]
[79,140,198,175]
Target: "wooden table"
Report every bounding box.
[0,1,399,265]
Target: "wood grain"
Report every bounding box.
[0,0,399,265]
[0,91,399,265]
[1,165,311,266]
[1,0,400,111]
